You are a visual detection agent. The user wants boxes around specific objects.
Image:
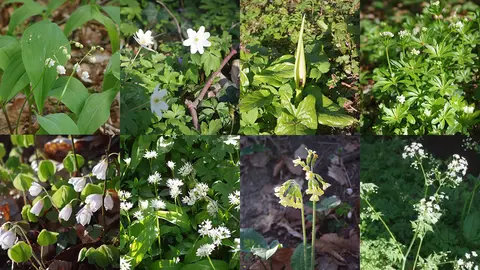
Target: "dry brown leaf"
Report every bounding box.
[250,152,270,167]
[315,233,359,263]
[249,248,295,270]
[317,255,339,270]
[328,165,348,185]
[283,156,303,175]
[47,260,73,270]
[273,159,284,177]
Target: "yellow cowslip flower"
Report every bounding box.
[274,180,303,209]
[306,174,331,202]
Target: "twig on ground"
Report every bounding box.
[156,0,184,42]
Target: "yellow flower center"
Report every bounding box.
[154,98,160,104]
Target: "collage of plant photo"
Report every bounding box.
[0,0,479,269]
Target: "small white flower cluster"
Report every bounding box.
[0,228,16,250]
[120,190,133,211]
[143,150,158,159]
[397,95,406,104]
[456,251,479,270]
[228,190,240,210]
[151,198,166,210]
[196,219,231,257]
[432,1,440,6]
[167,178,184,199]
[462,137,478,151]
[178,162,194,177]
[182,183,209,205]
[167,161,175,170]
[414,193,447,225]
[380,31,394,38]
[120,255,132,270]
[411,48,420,55]
[446,154,468,186]
[452,21,464,30]
[398,30,410,38]
[464,106,474,114]
[76,193,114,226]
[148,171,161,185]
[124,157,131,166]
[402,142,428,169]
[207,200,219,216]
[223,136,239,146]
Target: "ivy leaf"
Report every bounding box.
[239,90,273,112]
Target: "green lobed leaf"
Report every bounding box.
[274,95,317,135]
[51,185,76,209]
[239,90,273,112]
[13,173,34,191]
[80,183,103,201]
[63,153,85,173]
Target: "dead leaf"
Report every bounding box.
[315,233,359,264]
[328,165,348,186]
[317,255,339,270]
[294,144,309,159]
[343,142,360,153]
[283,156,303,175]
[273,159,284,177]
[250,152,270,168]
[250,248,295,270]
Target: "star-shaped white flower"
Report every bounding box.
[183,26,211,54]
[150,85,168,118]
[134,29,154,48]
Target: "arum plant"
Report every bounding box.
[294,15,307,104]
[274,148,330,270]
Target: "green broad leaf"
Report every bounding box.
[37,113,80,135]
[200,119,222,135]
[8,241,32,263]
[10,135,34,147]
[103,51,120,91]
[252,74,284,87]
[181,260,229,270]
[49,77,90,115]
[130,216,156,267]
[463,211,480,245]
[239,90,273,112]
[8,0,46,35]
[274,95,317,135]
[157,210,190,230]
[240,228,267,252]
[46,0,67,15]
[93,245,118,267]
[316,195,342,212]
[290,243,312,270]
[151,259,184,270]
[80,183,103,201]
[21,20,70,112]
[63,153,85,173]
[37,229,59,246]
[51,185,76,209]
[77,88,118,134]
[21,205,38,222]
[13,173,34,191]
[92,11,119,53]
[38,160,56,182]
[265,62,294,79]
[0,35,20,70]
[294,15,306,90]
[101,6,120,25]
[0,51,30,104]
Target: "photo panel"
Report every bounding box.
[240,135,360,269]
[0,1,120,135]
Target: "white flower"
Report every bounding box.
[85,194,103,212]
[119,190,132,201]
[89,56,96,63]
[29,182,43,197]
[151,198,166,210]
[178,162,194,177]
[104,194,114,211]
[411,48,420,55]
[134,29,154,48]
[73,63,80,72]
[0,230,15,250]
[92,159,108,180]
[81,71,90,82]
[464,106,474,114]
[228,190,240,210]
[380,31,394,38]
[56,65,66,75]
[167,161,175,170]
[397,95,406,104]
[453,21,464,30]
[167,178,184,199]
[30,200,44,216]
[150,85,168,118]
[143,150,158,159]
[472,251,478,257]
[148,171,161,184]
[45,58,55,67]
[183,26,211,54]
[68,177,86,192]
[139,200,149,210]
[120,256,132,270]
[76,204,93,226]
[432,1,440,6]
[182,183,209,205]
[207,200,218,216]
[398,30,410,38]
[59,204,72,221]
[133,210,144,220]
[120,202,133,211]
[124,158,131,166]
[196,243,216,257]
[223,136,239,146]
[346,188,353,195]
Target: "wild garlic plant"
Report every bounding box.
[274,148,330,270]
[361,141,477,269]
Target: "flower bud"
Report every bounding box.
[68,177,86,192]
[0,230,15,250]
[59,204,72,221]
[29,182,43,197]
[294,15,306,90]
[92,159,108,180]
[30,200,44,216]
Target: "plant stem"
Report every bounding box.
[154,182,162,257]
[300,202,307,270]
[1,106,13,134]
[412,236,424,269]
[207,255,216,270]
[402,231,418,270]
[311,201,316,270]
[385,46,393,76]
[156,0,183,41]
[70,135,79,175]
[15,91,34,134]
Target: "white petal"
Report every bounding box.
[197,45,205,55]
[198,26,205,35]
[186,29,196,39]
[158,89,167,98]
[158,101,169,111]
[183,38,193,46]
[190,44,198,54]
[202,40,211,47]
[202,32,210,39]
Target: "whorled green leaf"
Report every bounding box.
[8,241,32,263]
[37,229,59,246]
[51,185,76,209]
[38,160,56,182]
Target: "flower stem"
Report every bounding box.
[207,255,216,270]
[300,202,307,270]
[402,231,418,270]
[385,46,393,76]
[412,236,424,269]
[154,182,162,257]
[311,201,316,270]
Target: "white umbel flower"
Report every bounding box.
[397,95,406,104]
[0,230,15,250]
[143,150,158,159]
[59,204,72,221]
[196,243,216,257]
[182,26,211,55]
[120,256,132,270]
[228,190,240,210]
[30,200,44,216]
[68,177,86,192]
[150,85,168,118]
[124,158,131,166]
[167,178,184,199]
[167,161,175,170]
[120,202,133,211]
[151,198,166,210]
[148,172,161,184]
[178,162,194,177]
[29,182,43,197]
[45,58,55,67]
[134,29,154,48]
[56,65,66,75]
[119,190,132,201]
[380,31,394,38]
[76,204,93,226]
[92,159,108,180]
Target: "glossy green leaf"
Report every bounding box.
[103,51,120,91]
[77,88,118,134]
[130,216,156,266]
[47,0,67,15]
[290,243,312,270]
[80,183,103,201]
[51,185,76,209]
[157,210,190,230]
[0,35,20,70]
[38,160,56,182]
[8,241,32,263]
[182,260,229,270]
[0,51,30,104]
[49,77,90,115]
[21,20,70,112]
[13,173,34,191]
[239,90,273,112]
[274,95,317,135]
[8,0,46,34]
[37,113,80,135]
[37,229,59,246]
[101,6,120,25]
